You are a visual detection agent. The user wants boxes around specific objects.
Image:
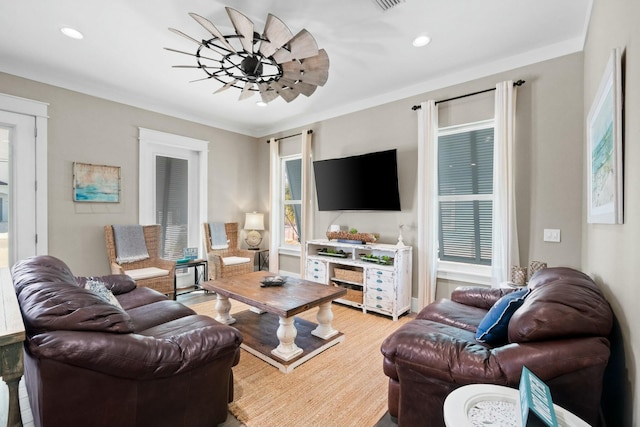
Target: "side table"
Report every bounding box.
[249,248,269,271]
[256,249,269,271]
[174,259,208,299]
[443,384,590,427]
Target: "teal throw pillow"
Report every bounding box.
[476,288,529,345]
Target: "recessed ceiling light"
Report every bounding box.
[61,27,84,40]
[256,101,268,107]
[412,35,431,47]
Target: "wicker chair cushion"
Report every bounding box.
[223,256,251,266]
[125,267,170,280]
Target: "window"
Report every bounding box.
[438,120,494,266]
[282,156,302,249]
[155,156,188,260]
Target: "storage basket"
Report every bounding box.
[333,283,363,304]
[334,267,363,284]
[344,287,363,304]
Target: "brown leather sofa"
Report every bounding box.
[381,267,613,427]
[12,255,243,427]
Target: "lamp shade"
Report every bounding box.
[244,212,265,230]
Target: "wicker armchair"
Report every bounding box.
[104,224,176,298]
[203,222,255,280]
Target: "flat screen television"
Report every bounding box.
[313,149,401,211]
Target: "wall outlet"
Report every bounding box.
[543,229,561,243]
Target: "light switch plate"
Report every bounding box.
[543,229,561,243]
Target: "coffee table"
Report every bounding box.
[202,271,347,373]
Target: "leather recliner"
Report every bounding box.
[381,267,613,427]
[12,255,243,427]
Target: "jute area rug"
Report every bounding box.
[190,300,410,427]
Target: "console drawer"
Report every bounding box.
[306,259,328,283]
[366,290,394,313]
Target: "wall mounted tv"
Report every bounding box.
[313,149,401,211]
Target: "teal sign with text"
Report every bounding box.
[519,366,558,427]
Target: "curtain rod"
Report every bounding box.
[411,79,526,111]
[266,129,313,143]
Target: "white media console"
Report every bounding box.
[305,239,412,321]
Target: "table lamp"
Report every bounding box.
[244,212,264,249]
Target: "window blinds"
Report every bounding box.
[156,155,188,260]
[438,127,494,265]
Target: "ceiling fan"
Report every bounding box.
[166,7,330,104]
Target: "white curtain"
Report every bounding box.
[268,137,280,273]
[417,100,439,309]
[299,130,313,275]
[491,81,519,286]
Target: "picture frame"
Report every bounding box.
[73,162,121,203]
[587,47,623,224]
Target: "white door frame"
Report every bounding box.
[0,93,48,263]
[138,128,208,256]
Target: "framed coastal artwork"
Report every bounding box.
[587,47,623,224]
[73,162,121,203]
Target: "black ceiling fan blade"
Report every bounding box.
[226,7,254,53]
[172,65,222,70]
[164,47,219,62]
[188,13,237,54]
[259,14,293,58]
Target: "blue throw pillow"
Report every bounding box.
[476,288,529,344]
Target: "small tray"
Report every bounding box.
[360,255,393,265]
[176,258,191,264]
[260,276,287,287]
[317,251,348,258]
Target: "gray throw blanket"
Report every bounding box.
[209,222,229,249]
[113,225,150,263]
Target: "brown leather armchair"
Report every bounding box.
[381,267,613,427]
[12,255,242,427]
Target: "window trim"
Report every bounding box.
[138,128,208,258]
[437,260,492,286]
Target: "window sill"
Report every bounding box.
[437,260,492,286]
[278,246,301,257]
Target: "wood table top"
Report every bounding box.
[202,271,346,318]
[1,268,25,347]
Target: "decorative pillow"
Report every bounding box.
[476,288,529,345]
[85,279,123,309]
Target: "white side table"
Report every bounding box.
[443,384,590,427]
[500,281,527,290]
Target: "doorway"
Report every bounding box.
[0,98,48,267]
[138,128,208,260]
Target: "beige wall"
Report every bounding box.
[265,53,585,300]
[583,0,640,424]
[1,53,586,299]
[0,72,260,276]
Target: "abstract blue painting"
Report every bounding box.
[73,162,120,203]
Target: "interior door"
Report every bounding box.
[0,110,37,267]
